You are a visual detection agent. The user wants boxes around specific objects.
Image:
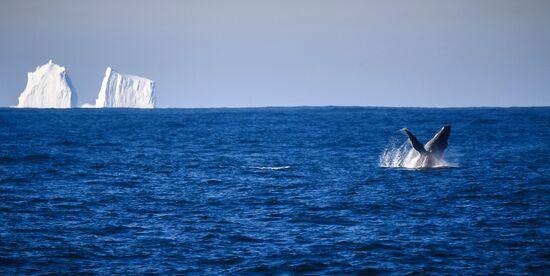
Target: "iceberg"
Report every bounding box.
[16,60,77,108]
[86,67,156,108]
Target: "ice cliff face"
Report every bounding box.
[89,67,156,108]
[16,60,77,108]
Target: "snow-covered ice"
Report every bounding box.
[85,67,156,108]
[16,60,77,108]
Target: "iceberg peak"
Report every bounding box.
[16,60,77,108]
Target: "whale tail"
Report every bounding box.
[402,128,427,154]
[402,125,451,156]
[424,125,451,154]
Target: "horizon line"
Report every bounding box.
[2,104,549,109]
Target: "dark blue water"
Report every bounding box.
[1,107,548,274]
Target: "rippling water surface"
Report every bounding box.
[0,107,548,274]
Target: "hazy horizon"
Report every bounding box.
[1,0,550,108]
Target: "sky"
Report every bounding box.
[0,0,549,108]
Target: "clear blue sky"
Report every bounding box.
[1,0,549,107]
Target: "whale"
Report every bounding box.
[402,125,451,167]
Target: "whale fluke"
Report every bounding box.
[402,128,427,154]
[402,125,451,166]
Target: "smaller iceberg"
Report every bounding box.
[16,60,77,108]
[85,67,156,108]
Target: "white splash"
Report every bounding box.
[379,141,453,169]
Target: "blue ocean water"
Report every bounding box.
[0,107,548,274]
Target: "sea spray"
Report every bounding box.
[380,141,452,169]
[380,141,418,168]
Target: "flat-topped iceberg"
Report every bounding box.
[85,67,156,108]
[16,60,77,108]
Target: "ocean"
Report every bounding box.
[0,107,548,274]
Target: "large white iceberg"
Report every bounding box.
[16,60,77,108]
[85,67,156,108]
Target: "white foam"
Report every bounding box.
[254,166,290,170]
